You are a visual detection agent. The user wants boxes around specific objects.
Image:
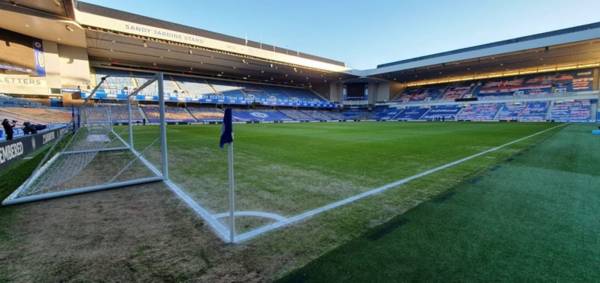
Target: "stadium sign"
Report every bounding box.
[74,10,348,73]
[0,142,24,166]
[0,74,49,95]
[0,126,67,170]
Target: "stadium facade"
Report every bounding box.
[1,0,600,122]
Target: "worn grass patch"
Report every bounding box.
[0,149,47,282]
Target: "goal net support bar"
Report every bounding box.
[2,73,169,206]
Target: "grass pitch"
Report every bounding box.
[132,122,554,232]
[1,121,569,281]
[279,123,600,282]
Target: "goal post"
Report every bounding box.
[2,72,169,206]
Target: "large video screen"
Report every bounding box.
[346,83,366,98]
[0,28,45,76]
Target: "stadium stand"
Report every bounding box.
[420,105,462,120]
[91,68,332,108]
[0,94,42,107]
[519,101,550,122]
[93,69,136,100]
[397,86,444,103]
[178,78,217,101]
[441,85,475,101]
[395,106,429,121]
[394,69,594,102]
[301,110,335,121]
[101,104,145,122]
[369,106,401,120]
[187,106,223,122]
[141,105,196,122]
[342,108,369,120]
[232,109,293,122]
[549,100,594,122]
[324,111,346,120]
[0,107,71,126]
[456,103,501,121]
[279,109,314,121]
[496,102,527,121]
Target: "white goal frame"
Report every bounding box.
[2,73,169,206]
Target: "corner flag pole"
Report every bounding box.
[228,140,235,243]
[220,108,235,243]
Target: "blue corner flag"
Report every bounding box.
[220,108,233,148]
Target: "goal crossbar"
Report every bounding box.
[2,73,169,206]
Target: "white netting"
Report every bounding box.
[8,91,165,203]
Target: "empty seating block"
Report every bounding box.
[519,102,549,122]
[456,103,501,121]
[0,107,72,126]
[232,109,292,122]
[550,100,593,122]
[279,109,315,121]
[302,110,335,120]
[342,109,369,120]
[496,103,527,121]
[394,70,594,103]
[421,105,461,120]
[92,68,332,108]
[395,107,429,120]
[187,107,223,122]
[142,105,195,122]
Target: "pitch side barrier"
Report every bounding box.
[0,125,70,170]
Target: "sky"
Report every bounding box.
[84,0,600,70]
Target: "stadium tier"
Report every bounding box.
[395,106,430,121]
[420,105,462,120]
[92,104,145,123]
[456,103,502,121]
[342,108,370,120]
[0,94,43,108]
[519,102,551,122]
[187,107,224,122]
[278,109,314,121]
[141,105,196,123]
[496,102,527,121]
[232,109,293,122]
[394,69,594,103]
[9,98,585,126]
[323,111,346,120]
[549,100,595,122]
[0,107,72,126]
[91,69,335,108]
[496,102,550,122]
[301,109,338,121]
[368,106,400,120]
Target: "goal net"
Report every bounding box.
[2,73,168,205]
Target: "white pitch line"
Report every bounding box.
[112,129,232,242]
[213,211,288,222]
[233,123,566,243]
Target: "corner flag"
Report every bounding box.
[220,108,233,148]
[220,108,236,242]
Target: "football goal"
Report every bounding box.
[2,73,169,205]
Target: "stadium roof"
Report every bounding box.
[3,0,600,87]
[365,21,600,85]
[0,0,354,87]
[73,1,351,79]
[76,2,345,68]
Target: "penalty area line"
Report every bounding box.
[233,123,566,243]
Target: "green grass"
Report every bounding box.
[0,122,566,281]
[128,122,555,232]
[277,124,600,282]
